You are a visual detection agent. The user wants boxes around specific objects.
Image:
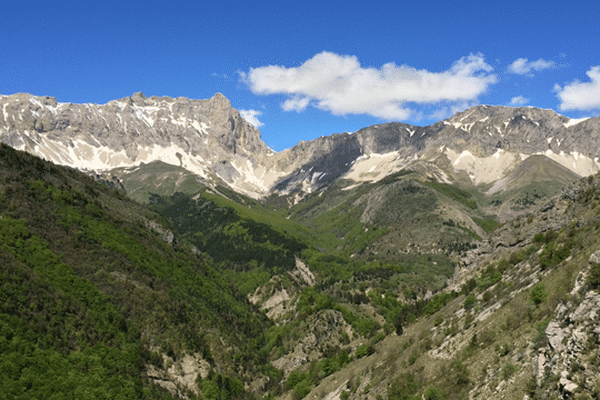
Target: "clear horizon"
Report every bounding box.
[2,0,599,151]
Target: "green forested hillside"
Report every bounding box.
[150,191,307,270]
[0,144,272,398]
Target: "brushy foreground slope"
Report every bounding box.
[0,143,272,399]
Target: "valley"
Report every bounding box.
[1,92,600,399]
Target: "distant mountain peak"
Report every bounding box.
[131,91,146,102]
[211,92,230,102]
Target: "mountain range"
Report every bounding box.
[2,92,600,399]
[1,92,598,203]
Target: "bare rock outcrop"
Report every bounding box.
[536,253,600,398]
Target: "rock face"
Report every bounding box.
[1,92,265,159]
[0,92,279,197]
[540,280,600,398]
[1,93,599,199]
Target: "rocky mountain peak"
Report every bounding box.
[131,91,147,104]
[430,104,597,160]
[208,92,232,108]
[448,104,566,123]
[0,92,278,197]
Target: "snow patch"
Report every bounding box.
[171,117,187,127]
[564,117,589,128]
[464,122,476,131]
[458,110,475,121]
[132,105,155,127]
[311,172,325,184]
[29,98,44,109]
[191,121,203,133]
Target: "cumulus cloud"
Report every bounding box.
[510,96,530,106]
[239,109,264,127]
[282,96,311,112]
[239,51,497,120]
[555,66,600,111]
[508,58,555,76]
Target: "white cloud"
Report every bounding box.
[239,109,264,127]
[508,58,555,76]
[555,66,600,111]
[510,96,530,106]
[282,96,310,112]
[239,51,497,120]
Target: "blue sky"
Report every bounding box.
[2,1,600,151]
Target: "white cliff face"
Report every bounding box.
[1,93,600,199]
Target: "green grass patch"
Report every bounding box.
[472,216,500,233]
[423,181,478,210]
